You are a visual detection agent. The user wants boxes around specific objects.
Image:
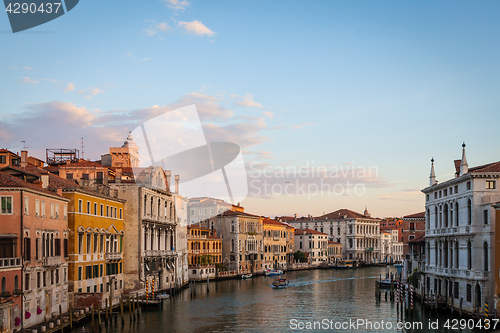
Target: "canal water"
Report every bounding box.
[81,267,485,332]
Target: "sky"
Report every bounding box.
[1,1,500,219]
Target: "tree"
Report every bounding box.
[294,251,307,263]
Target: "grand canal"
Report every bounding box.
[79,267,484,332]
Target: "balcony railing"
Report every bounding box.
[105,252,123,260]
[425,266,489,280]
[43,256,61,266]
[144,250,175,257]
[142,214,176,225]
[0,257,21,268]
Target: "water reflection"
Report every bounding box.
[79,267,482,332]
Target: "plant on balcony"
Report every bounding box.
[247,231,257,236]
[1,291,12,298]
[14,317,21,326]
[36,307,42,315]
[25,311,31,319]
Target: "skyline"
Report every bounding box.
[1,1,500,218]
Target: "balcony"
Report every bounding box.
[0,257,21,269]
[142,214,176,225]
[105,252,123,260]
[425,266,489,280]
[144,250,176,257]
[43,256,61,266]
[365,247,374,252]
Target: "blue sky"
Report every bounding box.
[1,1,500,218]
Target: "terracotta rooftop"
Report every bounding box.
[403,212,426,219]
[59,160,110,169]
[2,165,80,191]
[408,235,425,243]
[0,149,18,155]
[328,240,341,245]
[0,171,66,199]
[295,228,328,236]
[468,161,500,173]
[216,210,261,218]
[316,209,380,220]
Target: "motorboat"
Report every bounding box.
[272,278,289,288]
[241,273,253,279]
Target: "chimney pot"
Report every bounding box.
[21,151,28,168]
[41,173,49,189]
[175,175,180,194]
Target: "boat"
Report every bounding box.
[394,260,404,268]
[335,260,358,268]
[156,292,170,300]
[241,273,253,279]
[272,278,289,288]
[264,269,283,276]
[377,278,394,288]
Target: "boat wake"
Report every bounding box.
[272,275,379,288]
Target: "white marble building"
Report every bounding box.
[422,144,500,315]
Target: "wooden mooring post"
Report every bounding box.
[105,298,109,319]
[59,305,63,333]
[69,304,73,330]
[120,295,124,321]
[91,304,95,328]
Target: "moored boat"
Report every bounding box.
[264,269,283,276]
[241,273,253,279]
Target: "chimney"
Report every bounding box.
[116,168,122,183]
[66,160,71,165]
[41,173,49,189]
[175,175,179,194]
[21,151,28,168]
[294,213,297,221]
[104,170,109,186]
[454,160,461,178]
[33,180,42,188]
[57,188,62,196]
[165,170,171,190]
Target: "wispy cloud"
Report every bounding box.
[232,92,263,108]
[178,20,215,37]
[262,111,274,119]
[63,83,75,92]
[19,76,39,84]
[138,58,152,63]
[23,67,33,70]
[290,122,314,130]
[76,87,104,99]
[163,0,190,10]
[144,22,171,37]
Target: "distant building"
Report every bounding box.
[493,202,500,318]
[187,197,234,224]
[262,218,293,270]
[187,225,222,280]
[422,144,500,316]
[380,230,403,263]
[202,209,264,275]
[100,132,139,169]
[402,212,425,256]
[287,208,381,263]
[380,217,403,243]
[327,241,343,264]
[294,229,328,266]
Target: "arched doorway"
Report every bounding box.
[475,284,481,314]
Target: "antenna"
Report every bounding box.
[81,137,84,159]
[20,141,28,150]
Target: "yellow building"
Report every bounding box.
[62,185,125,309]
[263,218,292,271]
[187,225,222,280]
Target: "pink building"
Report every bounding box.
[0,171,70,330]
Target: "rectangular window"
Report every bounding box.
[41,201,45,216]
[93,234,98,253]
[466,284,472,302]
[1,196,12,214]
[0,155,5,164]
[486,180,496,189]
[78,199,83,213]
[114,207,117,218]
[87,201,91,214]
[55,203,59,219]
[119,208,122,219]
[86,265,92,279]
[25,273,30,290]
[484,210,489,224]
[444,189,447,196]
[410,222,415,230]
[35,199,40,216]
[66,173,73,180]
[37,272,41,288]
[191,209,195,215]
[467,182,471,191]
[24,196,29,215]
[106,205,109,217]
[78,266,82,280]
[454,282,459,299]
[82,173,89,180]
[24,237,31,261]
[93,265,99,278]
[100,204,103,216]
[434,193,437,199]
[454,185,458,194]
[99,235,104,253]
[63,238,68,257]
[63,205,67,220]
[100,264,103,277]
[94,203,97,216]
[50,202,54,218]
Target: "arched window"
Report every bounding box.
[426,209,430,229]
[455,202,459,226]
[150,197,154,215]
[144,195,147,214]
[203,242,206,250]
[348,225,352,234]
[14,275,18,291]
[337,227,340,236]
[467,241,472,270]
[158,199,161,217]
[455,242,459,269]
[231,221,235,233]
[484,242,489,271]
[231,239,235,252]
[434,207,438,229]
[467,199,472,225]
[443,204,449,227]
[1,277,5,294]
